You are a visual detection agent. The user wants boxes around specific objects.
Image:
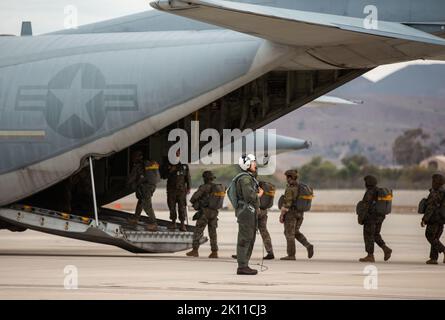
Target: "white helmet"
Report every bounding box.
[238,154,256,171]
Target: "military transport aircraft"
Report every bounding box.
[0,0,444,253]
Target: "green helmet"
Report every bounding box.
[202,171,216,181]
[131,150,143,162]
[364,175,378,187]
[432,173,445,186]
[285,169,298,179]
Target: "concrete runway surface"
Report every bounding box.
[0,210,444,300]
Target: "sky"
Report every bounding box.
[1,0,444,82]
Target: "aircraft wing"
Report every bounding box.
[151,0,445,48]
[308,96,363,108]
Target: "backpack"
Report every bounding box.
[418,198,427,215]
[208,183,226,210]
[227,172,250,209]
[278,195,284,210]
[375,187,393,215]
[440,191,445,221]
[259,181,276,210]
[293,183,314,212]
[159,157,169,180]
[278,184,314,212]
[142,161,161,185]
[356,200,367,225]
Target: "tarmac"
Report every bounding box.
[0,210,444,300]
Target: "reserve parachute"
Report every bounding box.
[278,183,314,212]
[144,160,161,185]
[208,184,226,210]
[294,183,314,212]
[259,181,276,210]
[418,198,427,214]
[375,188,393,215]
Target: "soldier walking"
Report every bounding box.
[279,170,314,260]
[357,175,392,263]
[127,150,160,231]
[421,173,445,265]
[186,171,220,258]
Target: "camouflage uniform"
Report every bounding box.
[236,172,259,268]
[282,181,311,256]
[128,160,157,224]
[361,185,387,255]
[166,162,191,224]
[357,175,392,262]
[258,209,273,254]
[190,181,219,252]
[423,185,445,261]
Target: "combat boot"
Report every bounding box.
[146,224,158,232]
[280,255,296,261]
[208,251,218,259]
[237,267,258,275]
[168,221,177,230]
[263,252,274,260]
[359,254,375,263]
[426,259,438,265]
[382,246,392,261]
[179,222,187,232]
[306,244,314,259]
[186,249,199,257]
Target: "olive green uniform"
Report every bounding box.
[258,209,273,254]
[236,173,259,268]
[282,182,311,256]
[128,161,157,224]
[361,186,387,255]
[423,187,445,260]
[190,183,219,251]
[166,163,191,223]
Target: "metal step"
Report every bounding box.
[0,204,207,254]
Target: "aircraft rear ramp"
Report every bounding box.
[0,205,206,253]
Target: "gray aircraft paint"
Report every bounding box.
[0,36,292,206]
[0,0,445,206]
[0,31,261,174]
[51,1,445,36]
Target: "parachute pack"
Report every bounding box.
[418,198,427,214]
[259,181,276,210]
[278,183,314,212]
[417,191,445,219]
[440,190,445,220]
[143,161,161,185]
[294,183,314,212]
[227,172,255,209]
[375,187,393,215]
[208,183,226,210]
[356,200,367,225]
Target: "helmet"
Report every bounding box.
[364,175,378,187]
[238,154,256,171]
[202,171,216,181]
[432,173,445,185]
[284,169,298,179]
[131,150,143,162]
